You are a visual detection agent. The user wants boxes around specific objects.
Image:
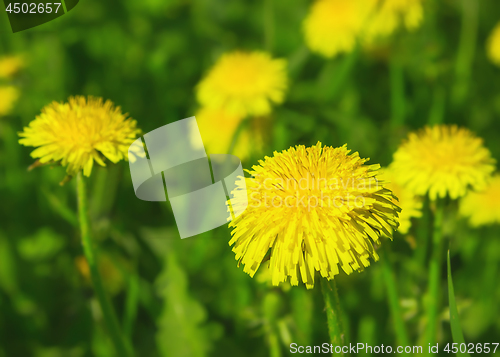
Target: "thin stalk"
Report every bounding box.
[415,197,431,269]
[428,86,446,125]
[263,0,274,53]
[288,45,310,79]
[320,278,345,353]
[267,326,282,357]
[60,0,68,13]
[452,0,478,106]
[425,200,445,348]
[263,292,282,357]
[77,173,133,357]
[318,48,358,103]
[381,244,410,346]
[390,57,406,129]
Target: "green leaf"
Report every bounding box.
[155,252,221,357]
[447,250,471,357]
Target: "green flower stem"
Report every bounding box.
[428,86,446,125]
[381,244,410,346]
[77,173,133,357]
[425,200,445,348]
[390,57,406,129]
[320,278,345,354]
[452,0,478,105]
[263,0,274,53]
[318,48,359,103]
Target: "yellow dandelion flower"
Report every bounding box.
[303,0,375,58]
[228,143,400,289]
[194,107,263,161]
[0,55,24,79]
[460,175,500,227]
[392,125,495,200]
[366,0,424,40]
[487,22,500,66]
[0,85,20,116]
[19,96,140,177]
[196,51,287,117]
[379,166,422,234]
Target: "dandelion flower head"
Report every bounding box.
[196,51,287,117]
[0,85,20,116]
[19,96,140,177]
[391,125,495,200]
[228,143,400,289]
[460,175,500,227]
[379,166,422,234]
[303,0,374,58]
[487,22,500,66]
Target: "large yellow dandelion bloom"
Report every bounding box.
[366,0,424,40]
[391,125,495,200]
[19,96,140,177]
[379,166,422,234]
[460,175,500,227]
[194,107,262,161]
[0,55,24,79]
[303,0,374,58]
[0,85,20,116]
[228,143,400,289]
[487,22,500,66]
[196,51,287,117]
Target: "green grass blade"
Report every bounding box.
[447,250,470,357]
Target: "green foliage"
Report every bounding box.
[447,250,470,357]
[1,0,500,356]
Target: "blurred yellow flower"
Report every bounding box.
[392,125,495,200]
[366,0,424,40]
[487,22,500,66]
[460,175,500,227]
[0,55,24,79]
[0,85,20,116]
[194,107,262,161]
[303,0,374,58]
[228,143,400,289]
[196,51,287,117]
[379,166,422,234]
[19,96,140,177]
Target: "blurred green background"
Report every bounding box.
[1,0,500,356]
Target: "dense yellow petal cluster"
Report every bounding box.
[19,96,140,177]
[194,108,262,161]
[487,22,500,66]
[391,125,495,200]
[196,51,287,117]
[0,55,24,79]
[379,166,422,234]
[303,0,374,58]
[228,143,400,289]
[0,86,20,116]
[303,0,425,58]
[460,175,500,227]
